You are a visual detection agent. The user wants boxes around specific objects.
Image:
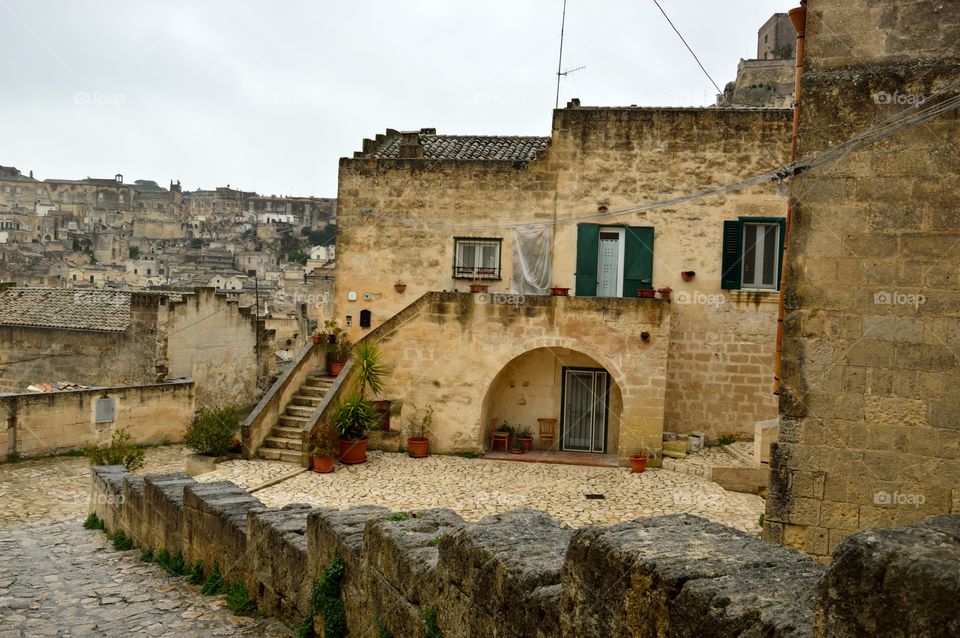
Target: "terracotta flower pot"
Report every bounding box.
[518,437,533,452]
[550,287,570,296]
[510,446,524,454]
[629,455,648,473]
[407,437,430,458]
[638,288,656,299]
[311,455,335,473]
[681,271,695,282]
[469,284,489,293]
[658,290,672,300]
[338,438,368,465]
[311,334,322,344]
[329,361,345,376]
[394,284,407,293]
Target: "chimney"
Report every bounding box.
[398,131,424,159]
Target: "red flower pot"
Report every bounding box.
[311,334,321,344]
[407,437,430,458]
[329,361,345,376]
[469,284,489,293]
[338,438,368,465]
[394,284,407,293]
[517,437,533,452]
[311,455,335,473]
[550,287,570,296]
[629,456,648,473]
[638,288,656,299]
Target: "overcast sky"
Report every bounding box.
[1,1,793,197]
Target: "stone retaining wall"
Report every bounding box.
[89,466,960,637]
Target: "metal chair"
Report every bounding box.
[490,418,510,452]
[538,418,558,451]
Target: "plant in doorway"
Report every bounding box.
[510,438,525,454]
[406,405,433,458]
[514,426,534,452]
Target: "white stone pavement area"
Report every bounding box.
[201,450,765,534]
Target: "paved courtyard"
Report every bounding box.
[202,450,765,534]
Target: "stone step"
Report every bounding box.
[291,394,323,406]
[286,405,315,418]
[279,414,309,427]
[304,377,335,388]
[256,448,302,463]
[262,436,302,451]
[721,442,757,467]
[271,426,303,439]
[299,386,328,397]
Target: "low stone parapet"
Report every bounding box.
[87,466,960,637]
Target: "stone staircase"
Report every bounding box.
[256,372,335,463]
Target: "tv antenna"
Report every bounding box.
[554,1,584,108]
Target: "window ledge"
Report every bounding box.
[727,289,781,304]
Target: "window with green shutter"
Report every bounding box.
[721,217,786,290]
[575,223,654,297]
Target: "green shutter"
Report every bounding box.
[721,220,742,290]
[777,218,786,289]
[575,224,599,296]
[623,226,654,297]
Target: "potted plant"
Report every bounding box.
[328,334,352,376]
[509,438,524,454]
[657,287,673,300]
[638,288,656,299]
[308,426,338,473]
[406,405,433,458]
[629,449,649,473]
[182,405,243,476]
[549,287,570,296]
[310,329,322,345]
[334,342,388,464]
[394,280,407,293]
[514,426,534,452]
[469,282,489,293]
[681,271,695,282]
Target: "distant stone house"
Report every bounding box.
[0,287,266,408]
[334,104,793,463]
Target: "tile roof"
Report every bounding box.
[0,288,131,332]
[367,134,549,162]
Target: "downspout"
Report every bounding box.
[774,1,807,395]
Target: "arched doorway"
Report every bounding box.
[480,347,622,456]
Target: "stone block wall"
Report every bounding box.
[765,0,960,560]
[87,466,960,637]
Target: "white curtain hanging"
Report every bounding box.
[511,226,552,295]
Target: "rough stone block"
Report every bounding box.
[120,475,146,544]
[559,514,824,637]
[815,515,960,638]
[438,509,573,638]
[182,480,263,582]
[365,508,466,638]
[89,465,127,534]
[246,503,312,625]
[143,473,196,555]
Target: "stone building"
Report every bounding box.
[0,286,266,408]
[764,0,960,560]
[333,105,792,462]
[719,14,797,109]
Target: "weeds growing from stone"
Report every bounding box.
[140,547,154,562]
[108,530,134,551]
[298,555,346,638]
[189,560,204,585]
[201,566,226,596]
[375,618,394,638]
[387,513,410,522]
[83,512,106,530]
[226,583,258,616]
[423,606,443,638]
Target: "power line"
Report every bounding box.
[359,78,960,232]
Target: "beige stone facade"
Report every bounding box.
[764,0,960,560]
[335,106,792,461]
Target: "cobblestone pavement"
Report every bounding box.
[0,447,290,637]
[205,451,765,534]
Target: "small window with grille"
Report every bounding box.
[453,237,502,279]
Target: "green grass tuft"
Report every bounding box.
[226,583,258,616]
[423,606,443,638]
[140,547,155,562]
[201,566,226,596]
[83,513,106,531]
[387,513,411,522]
[189,560,204,585]
[109,530,134,551]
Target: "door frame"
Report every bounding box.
[596,226,625,298]
[558,366,610,454]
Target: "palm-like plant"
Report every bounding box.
[354,342,387,398]
[333,392,378,440]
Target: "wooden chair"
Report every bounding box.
[490,418,510,452]
[538,418,558,451]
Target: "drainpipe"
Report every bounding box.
[774,1,807,395]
